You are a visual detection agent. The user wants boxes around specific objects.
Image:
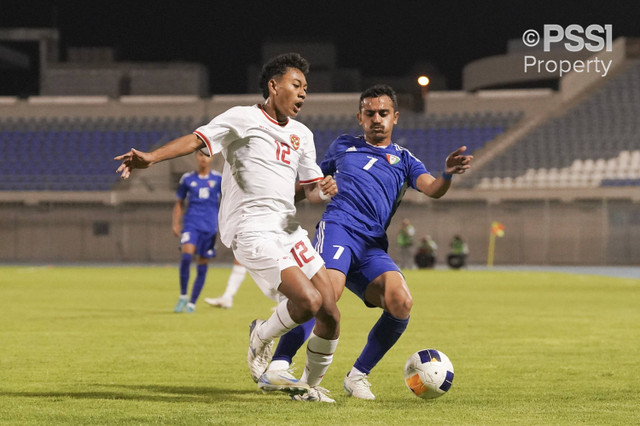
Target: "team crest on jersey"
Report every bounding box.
[386,154,401,165]
[208,180,217,188]
[290,134,301,150]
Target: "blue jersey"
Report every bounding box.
[176,171,222,234]
[320,134,429,241]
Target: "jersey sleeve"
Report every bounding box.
[406,151,430,189]
[176,173,189,200]
[319,138,338,176]
[193,107,247,156]
[297,129,323,184]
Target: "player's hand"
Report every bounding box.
[444,146,473,175]
[172,224,181,238]
[114,148,152,179]
[320,175,337,198]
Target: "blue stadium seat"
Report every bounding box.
[0,115,194,191]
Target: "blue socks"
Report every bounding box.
[272,312,408,376]
[190,264,208,304]
[179,253,192,295]
[272,318,316,363]
[353,311,409,375]
[179,254,208,304]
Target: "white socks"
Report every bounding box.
[222,264,246,299]
[301,332,339,387]
[267,359,291,372]
[349,366,365,377]
[257,299,298,341]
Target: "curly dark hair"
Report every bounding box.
[258,53,310,99]
[359,84,398,110]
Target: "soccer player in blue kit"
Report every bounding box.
[265,84,473,400]
[172,150,222,313]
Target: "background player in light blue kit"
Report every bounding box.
[265,84,473,400]
[172,150,222,313]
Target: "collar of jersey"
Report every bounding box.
[361,136,392,149]
[257,104,289,127]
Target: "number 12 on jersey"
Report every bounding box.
[275,140,291,164]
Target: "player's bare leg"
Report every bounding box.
[253,266,329,395]
[364,271,413,318]
[258,266,340,401]
[290,267,340,402]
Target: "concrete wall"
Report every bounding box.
[424,89,560,118]
[0,202,177,263]
[462,50,592,91]
[0,96,206,120]
[42,63,209,97]
[1,196,638,266]
[0,89,556,128]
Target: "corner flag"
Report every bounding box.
[491,221,505,237]
[488,222,505,267]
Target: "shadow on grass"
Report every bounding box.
[0,384,257,403]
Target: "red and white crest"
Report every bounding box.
[290,134,301,150]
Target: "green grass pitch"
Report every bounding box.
[0,265,638,425]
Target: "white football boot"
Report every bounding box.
[344,372,375,400]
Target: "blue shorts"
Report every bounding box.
[180,227,217,258]
[313,220,400,306]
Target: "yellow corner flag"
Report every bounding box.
[491,221,505,237]
[488,222,505,267]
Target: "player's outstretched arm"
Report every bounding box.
[417,146,473,199]
[114,134,205,179]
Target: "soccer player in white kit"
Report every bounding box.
[115,53,340,402]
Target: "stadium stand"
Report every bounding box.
[0,116,194,191]
[0,110,522,191]
[1,37,638,265]
[1,50,636,192]
[470,60,640,189]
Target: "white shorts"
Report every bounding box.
[232,227,325,302]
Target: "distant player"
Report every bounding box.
[267,84,473,400]
[115,53,340,402]
[204,258,247,309]
[172,150,222,313]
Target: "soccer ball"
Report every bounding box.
[404,348,454,399]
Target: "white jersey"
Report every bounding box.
[194,105,323,247]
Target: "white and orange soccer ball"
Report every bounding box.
[403,349,454,399]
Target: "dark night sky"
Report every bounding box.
[1,0,638,94]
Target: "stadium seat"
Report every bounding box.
[467,60,640,188]
[0,115,193,191]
